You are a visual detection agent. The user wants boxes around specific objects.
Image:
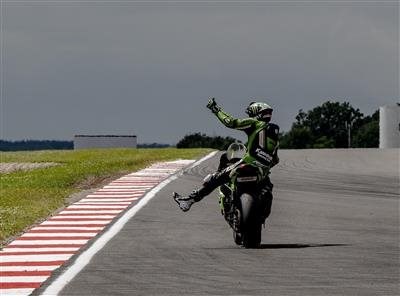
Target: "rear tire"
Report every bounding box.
[240,193,262,248]
[232,209,242,245]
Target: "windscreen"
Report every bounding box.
[226,142,246,160]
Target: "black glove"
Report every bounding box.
[207,98,221,114]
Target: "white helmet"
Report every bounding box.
[245,102,273,122]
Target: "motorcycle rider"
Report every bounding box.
[173,98,280,215]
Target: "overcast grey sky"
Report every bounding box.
[1,1,398,144]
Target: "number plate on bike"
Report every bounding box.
[236,176,258,182]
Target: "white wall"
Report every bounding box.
[379,104,400,148]
[74,135,137,149]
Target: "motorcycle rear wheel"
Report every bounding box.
[232,208,242,245]
[240,193,262,248]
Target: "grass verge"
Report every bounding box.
[0,148,211,246]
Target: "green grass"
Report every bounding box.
[0,148,211,246]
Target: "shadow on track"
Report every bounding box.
[259,243,347,249]
[202,244,347,250]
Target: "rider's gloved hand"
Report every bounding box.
[207,98,221,114]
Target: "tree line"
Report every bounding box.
[0,140,172,151]
[1,101,379,151]
[280,101,379,149]
[0,140,74,151]
[176,133,237,150]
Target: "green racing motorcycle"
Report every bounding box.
[218,143,273,248]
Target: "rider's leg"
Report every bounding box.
[174,162,240,211]
[190,158,244,201]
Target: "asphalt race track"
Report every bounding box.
[41,149,399,296]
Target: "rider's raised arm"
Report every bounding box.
[214,108,257,130]
[207,98,257,131]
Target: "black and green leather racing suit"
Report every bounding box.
[190,107,280,202]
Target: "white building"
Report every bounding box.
[379,104,400,148]
[74,135,137,149]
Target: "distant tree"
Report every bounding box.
[352,110,379,148]
[312,136,335,149]
[295,101,364,148]
[176,133,237,150]
[280,126,313,149]
[280,101,377,149]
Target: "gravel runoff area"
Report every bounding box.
[0,162,58,173]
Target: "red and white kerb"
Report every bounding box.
[0,160,194,296]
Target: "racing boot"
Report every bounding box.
[173,190,201,212]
